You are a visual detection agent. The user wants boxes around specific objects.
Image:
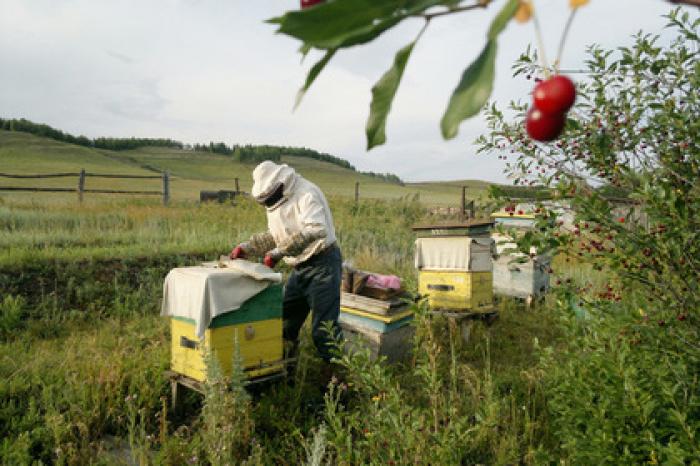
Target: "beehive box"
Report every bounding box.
[492,213,551,304]
[493,255,550,300]
[339,305,414,363]
[413,220,495,313]
[492,233,551,301]
[418,270,493,312]
[170,284,284,382]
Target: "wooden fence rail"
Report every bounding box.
[0,172,79,178]
[0,168,170,205]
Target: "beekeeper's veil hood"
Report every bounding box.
[251,161,298,209]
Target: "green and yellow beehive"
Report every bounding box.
[170,284,284,383]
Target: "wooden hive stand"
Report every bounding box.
[165,357,296,414]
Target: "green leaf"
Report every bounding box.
[294,48,337,110]
[487,0,519,40]
[441,40,497,139]
[366,41,417,150]
[268,0,443,50]
[440,0,518,140]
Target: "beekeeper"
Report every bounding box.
[230,161,343,367]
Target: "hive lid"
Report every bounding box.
[412,219,494,237]
[491,212,536,220]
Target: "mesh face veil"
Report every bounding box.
[262,183,285,207]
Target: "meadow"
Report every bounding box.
[0,195,550,464]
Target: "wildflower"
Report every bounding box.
[569,0,589,8]
[371,395,381,403]
[515,0,532,23]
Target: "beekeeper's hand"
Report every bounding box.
[229,242,250,259]
[263,248,283,268]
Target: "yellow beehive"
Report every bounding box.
[170,284,284,382]
[418,270,493,312]
[413,220,495,313]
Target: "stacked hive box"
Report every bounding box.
[339,290,414,363]
[491,210,551,303]
[413,221,495,313]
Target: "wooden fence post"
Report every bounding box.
[163,171,170,206]
[461,186,467,220]
[354,181,360,204]
[234,177,240,193]
[78,168,86,203]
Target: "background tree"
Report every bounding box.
[477,8,699,317]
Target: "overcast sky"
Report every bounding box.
[0,1,688,182]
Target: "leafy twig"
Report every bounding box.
[418,1,490,21]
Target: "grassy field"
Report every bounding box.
[0,130,489,205]
[1,194,698,464]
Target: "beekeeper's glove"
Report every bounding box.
[230,242,250,259]
[263,248,283,268]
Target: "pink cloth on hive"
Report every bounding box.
[366,273,401,290]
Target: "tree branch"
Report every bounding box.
[668,0,700,6]
[417,2,489,21]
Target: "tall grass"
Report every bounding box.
[1,196,697,464]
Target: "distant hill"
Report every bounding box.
[0,129,491,205]
[0,118,402,185]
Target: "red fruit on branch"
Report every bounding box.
[301,0,325,8]
[526,107,566,141]
[533,75,576,114]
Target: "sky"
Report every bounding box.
[0,0,689,183]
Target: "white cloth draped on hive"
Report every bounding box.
[414,237,496,272]
[160,259,282,338]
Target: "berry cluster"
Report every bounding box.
[526,75,576,142]
[503,205,526,216]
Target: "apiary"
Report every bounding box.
[161,260,285,383]
[339,292,414,363]
[413,220,495,313]
[491,210,551,303]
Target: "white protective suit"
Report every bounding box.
[251,161,337,267]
